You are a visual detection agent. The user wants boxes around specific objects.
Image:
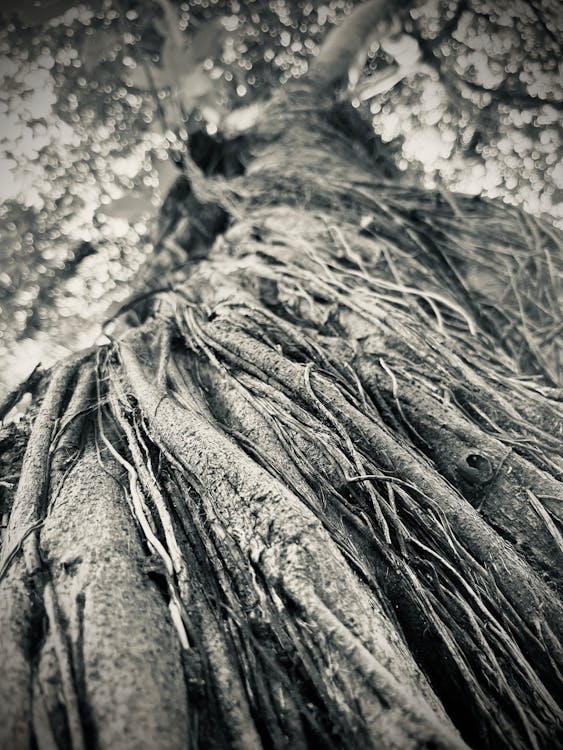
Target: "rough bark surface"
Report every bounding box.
[1,78,562,750]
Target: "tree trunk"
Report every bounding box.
[1,78,562,750]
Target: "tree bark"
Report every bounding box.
[1,17,562,750]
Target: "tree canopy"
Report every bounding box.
[0,0,561,394]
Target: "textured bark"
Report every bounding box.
[1,57,562,750]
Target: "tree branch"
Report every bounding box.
[308,0,412,89]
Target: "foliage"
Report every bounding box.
[0,0,561,397]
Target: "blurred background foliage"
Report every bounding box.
[0,0,561,398]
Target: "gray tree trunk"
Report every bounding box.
[1,74,562,750]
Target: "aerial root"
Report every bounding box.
[354,355,563,584]
[0,352,94,750]
[82,311,560,748]
[116,334,472,748]
[175,313,562,738]
[0,351,90,578]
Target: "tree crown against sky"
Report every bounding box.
[0,0,561,396]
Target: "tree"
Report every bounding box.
[1,1,562,749]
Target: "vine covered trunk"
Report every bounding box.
[1,84,562,750]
